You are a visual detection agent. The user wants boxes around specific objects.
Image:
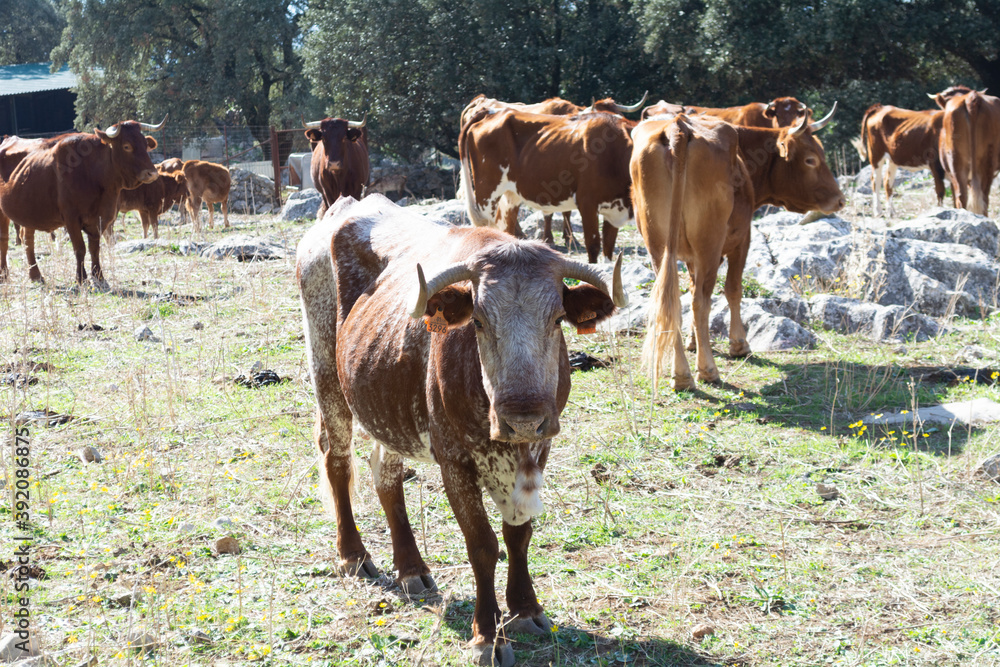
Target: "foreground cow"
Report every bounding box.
[115,168,188,238]
[938,90,1000,216]
[182,160,231,231]
[303,115,369,219]
[631,108,843,390]
[642,97,810,128]
[460,107,634,263]
[0,118,165,283]
[297,194,625,666]
[459,93,646,249]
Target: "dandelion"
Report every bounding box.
[551,625,559,633]
[820,426,826,430]
[375,618,386,626]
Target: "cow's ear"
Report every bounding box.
[562,284,616,326]
[305,129,322,142]
[95,128,111,144]
[426,286,474,328]
[145,136,158,150]
[933,93,948,109]
[347,128,363,142]
[763,106,776,119]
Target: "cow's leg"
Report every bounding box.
[221,198,229,228]
[369,443,436,595]
[884,162,898,218]
[930,160,947,207]
[150,212,159,240]
[601,220,618,261]
[207,201,215,230]
[498,201,525,239]
[86,229,106,288]
[63,224,88,284]
[502,520,550,635]
[580,207,601,264]
[188,197,202,233]
[22,229,44,283]
[438,459,512,667]
[562,213,576,250]
[724,244,751,358]
[871,157,883,216]
[541,215,555,245]
[690,263,720,383]
[0,214,8,281]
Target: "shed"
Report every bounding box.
[0,62,78,136]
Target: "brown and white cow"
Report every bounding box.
[182,160,231,231]
[642,97,810,128]
[938,90,1000,216]
[460,107,635,263]
[459,93,646,249]
[0,117,165,284]
[631,109,844,390]
[115,167,188,239]
[297,194,625,667]
[303,115,370,219]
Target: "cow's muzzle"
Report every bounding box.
[493,412,560,442]
[139,169,158,184]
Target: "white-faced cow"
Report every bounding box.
[631,108,844,391]
[460,107,635,264]
[303,115,370,219]
[297,194,625,666]
[0,117,166,284]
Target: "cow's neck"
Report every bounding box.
[734,126,781,209]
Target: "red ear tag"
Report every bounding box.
[426,308,448,334]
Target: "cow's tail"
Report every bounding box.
[853,104,881,162]
[458,107,493,226]
[511,443,544,521]
[640,117,689,392]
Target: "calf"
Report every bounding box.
[297,194,625,666]
[115,169,188,238]
[183,160,231,231]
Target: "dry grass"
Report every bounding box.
[0,193,998,667]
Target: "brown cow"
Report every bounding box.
[115,168,188,239]
[0,136,46,251]
[642,97,810,128]
[631,108,844,390]
[0,118,165,284]
[297,194,625,667]
[459,93,647,248]
[182,160,231,232]
[938,90,1000,216]
[460,107,635,263]
[303,115,370,219]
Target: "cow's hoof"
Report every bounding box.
[398,573,437,596]
[89,278,110,291]
[506,611,552,635]
[339,555,378,579]
[697,367,720,384]
[729,339,751,357]
[29,272,44,284]
[471,640,515,667]
[671,374,695,391]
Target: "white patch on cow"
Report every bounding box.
[520,195,577,216]
[599,198,634,228]
[480,166,517,226]
[512,468,544,518]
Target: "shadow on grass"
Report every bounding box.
[723,354,990,456]
[439,598,721,666]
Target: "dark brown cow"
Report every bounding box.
[297,194,625,667]
[115,168,188,238]
[460,107,635,263]
[303,115,370,219]
[0,118,165,283]
[938,90,1000,216]
[0,136,46,251]
[156,157,190,222]
[459,93,647,248]
[642,97,810,128]
[631,108,844,390]
[182,160,231,231]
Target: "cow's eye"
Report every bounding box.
[555,316,564,326]
[123,143,134,152]
[805,156,819,167]
[472,318,483,330]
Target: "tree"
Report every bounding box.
[51,0,306,150]
[0,0,65,66]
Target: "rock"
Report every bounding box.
[807,295,939,342]
[228,169,279,214]
[17,657,58,666]
[816,483,840,501]
[708,299,816,351]
[407,199,469,226]
[115,238,205,255]
[279,189,322,221]
[78,446,103,464]
[690,623,715,641]
[853,164,921,194]
[124,630,157,654]
[187,628,213,645]
[212,517,234,529]
[109,588,143,608]
[134,325,157,342]
[978,453,1000,481]
[595,259,656,333]
[69,657,97,667]
[199,235,290,261]
[214,536,242,555]
[888,209,1000,256]
[178,522,196,533]
[193,321,204,331]
[0,633,39,661]
[15,410,73,427]
[863,398,1000,426]
[959,344,997,363]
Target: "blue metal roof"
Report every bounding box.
[0,62,77,98]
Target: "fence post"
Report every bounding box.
[270,125,281,206]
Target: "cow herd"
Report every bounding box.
[0,86,993,666]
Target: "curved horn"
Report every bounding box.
[408,262,476,319]
[561,253,627,308]
[797,102,807,111]
[615,91,649,114]
[927,92,938,100]
[138,114,168,131]
[301,115,322,129]
[766,101,777,113]
[347,112,367,129]
[980,87,989,94]
[103,123,120,138]
[808,100,837,133]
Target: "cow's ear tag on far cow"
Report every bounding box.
[576,310,597,335]
[426,308,449,334]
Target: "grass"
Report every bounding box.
[1,189,999,666]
